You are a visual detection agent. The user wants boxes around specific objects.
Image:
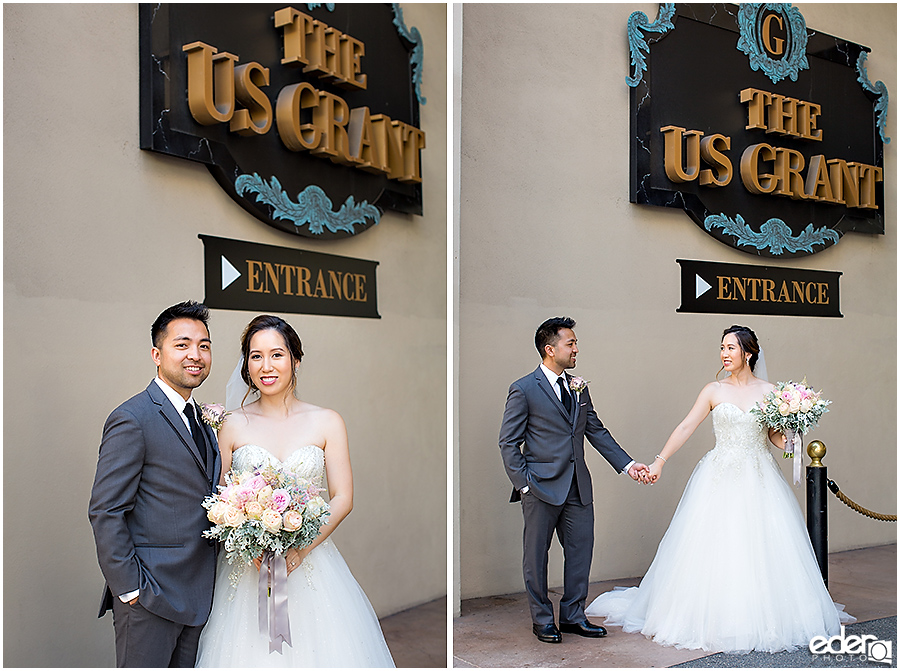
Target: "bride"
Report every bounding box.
[196,315,394,667]
[586,325,853,653]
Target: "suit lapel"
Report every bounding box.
[534,368,571,424]
[146,383,210,480]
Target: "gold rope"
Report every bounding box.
[827,480,896,522]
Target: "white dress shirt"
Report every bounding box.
[119,378,198,603]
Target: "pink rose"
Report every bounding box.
[270,489,291,513]
[283,510,304,531]
[247,475,267,492]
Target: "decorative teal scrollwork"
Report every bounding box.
[235,174,381,236]
[736,4,809,84]
[306,3,335,11]
[704,213,840,255]
[857,51,891,144]
[626,3,675,87]
[392,3,426,106]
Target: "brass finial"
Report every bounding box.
[807,440,826,467]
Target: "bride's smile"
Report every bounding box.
[247,329,297,396]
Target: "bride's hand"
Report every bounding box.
[284,546,311,575]
[648,459,664,483]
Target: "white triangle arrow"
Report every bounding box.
[221,255,241,291]
[695,274,713,299]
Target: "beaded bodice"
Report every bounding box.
[705,402,773,475]
[231,444,325,487]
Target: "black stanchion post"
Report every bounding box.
[806,440,828,587]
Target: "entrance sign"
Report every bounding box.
[141,4,426,239]
[200,235,380,319]
[677,259,842,318]
[629,4,889,258]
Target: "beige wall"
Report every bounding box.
[456,3,896,606]
[3,3,447,667]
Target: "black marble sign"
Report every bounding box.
[629,4,888,258]
[140,4,426,239]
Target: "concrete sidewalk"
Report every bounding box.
[381,595,448,668]
[453,544,896,668]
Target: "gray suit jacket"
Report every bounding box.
[499,367,632,506]
[89,381,220,627]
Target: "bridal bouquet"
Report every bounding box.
[202,464,330,586]
[751,378,831,484]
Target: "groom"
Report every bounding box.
[89,301,220,667]
[499,317,649,643]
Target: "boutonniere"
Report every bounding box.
[200,403,230,431]
[568,376,589,394]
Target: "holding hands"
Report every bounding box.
[627,462,653,485]
[628,456,665,485]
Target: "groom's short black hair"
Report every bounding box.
[151,301,210,348]
[535,316,576,355]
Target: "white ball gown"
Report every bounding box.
[196,444,395,667]
[585,402,854,653]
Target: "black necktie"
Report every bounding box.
[557,377,572,413]
[183,403,208,468]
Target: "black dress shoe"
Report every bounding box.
[532,623,562,643]
[559,620,607,638]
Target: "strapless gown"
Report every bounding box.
[585,402,854,653]
[196,444,395,667]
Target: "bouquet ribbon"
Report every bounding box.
[785,428,803,486]
[258,551,292,654]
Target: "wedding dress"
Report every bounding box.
[585,402,854,653]
[196,444,395,667]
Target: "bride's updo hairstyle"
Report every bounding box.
[239,315,304,404]
[716,324,760,379]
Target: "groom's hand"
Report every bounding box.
[628,462,650,483]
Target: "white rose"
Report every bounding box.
[207,501,228,525]
[306,496,329,518]
[223,506,247,528]
[244,501,264,520]
[261,509,283,533]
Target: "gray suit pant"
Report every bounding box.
[111,598,204,667]
[520,476,594,626]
